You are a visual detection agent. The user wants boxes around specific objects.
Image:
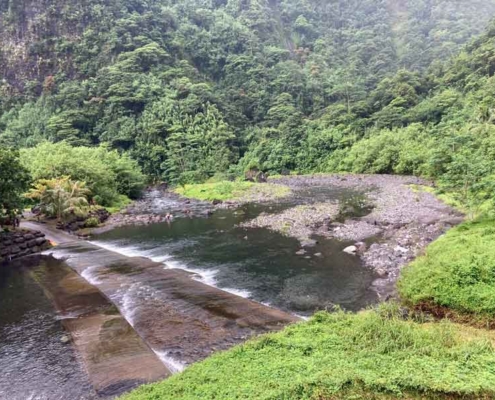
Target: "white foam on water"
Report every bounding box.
[221,287,252,299]
[149,254,173,263]
[114,282,147,327]
[43,248,70,259]
[294,313,310,321]
[153,350,186,373]
[90,240,253,300]
[89,240,144,258]
[164,259,219,287]
[81,266,101,285]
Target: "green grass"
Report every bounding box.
[174,181,290,202]
[409,185,465,212]
[399,218,495,318]
[121,304,495,400]
[106,195,133,214]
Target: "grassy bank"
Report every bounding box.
[174,181,290,202]
[399,218,495,322]
[121,304,495,400]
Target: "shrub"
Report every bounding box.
[20,142,146,206]
[84,217,99,228]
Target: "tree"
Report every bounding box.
[26,177,91,222]
[163,103,237,183]
[0,148,30,224]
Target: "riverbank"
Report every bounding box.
[121,303,495,400]
[118,175,495,400]
[96,175,462,301]
[399,217,495,326]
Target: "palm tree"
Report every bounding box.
[26,177,91,222]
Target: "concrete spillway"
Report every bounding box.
[47,240,299,370]
[30,258,171,397]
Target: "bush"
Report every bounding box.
[20,142,146,206]
[84,217,99,228]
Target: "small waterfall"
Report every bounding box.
[48,241,299,370]
[89,240,253,299]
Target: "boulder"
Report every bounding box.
[301,239,318,247]
[35,237,47,246]
[343,245,357,255]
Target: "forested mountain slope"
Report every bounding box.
[1,0,495,184]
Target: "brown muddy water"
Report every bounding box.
[0,186,379,399]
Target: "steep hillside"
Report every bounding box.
[1,0,495,183]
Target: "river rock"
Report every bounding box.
[343,245,357,255]
[301,239,318,247]
[295,249,307,255]
[376,268,389,277]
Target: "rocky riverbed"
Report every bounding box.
[249,174,464,299]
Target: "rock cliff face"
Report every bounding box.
[0,229,51,263]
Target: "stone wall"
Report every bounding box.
[0,229,52,264]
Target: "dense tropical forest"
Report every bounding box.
[3,0,495,209]
[4,1,495,399]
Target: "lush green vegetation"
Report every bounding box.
[0,149,30,222]
[4,1,495,398]
[175,181,290,202]
[122,305,495,400]
[3,0,495,186]
[26,177,90,222]
[399,219,495,318]
[20,142,146,207]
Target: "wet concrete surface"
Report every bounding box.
[30,256,171,397]
[47,241,299,368]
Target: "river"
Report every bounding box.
[0,185,379,399]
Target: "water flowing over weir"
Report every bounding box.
[6,183,381,398]
[48,240,299,369]
[0,256,169,400]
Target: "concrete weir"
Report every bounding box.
[30,257,170,397]
[46,240,299,368]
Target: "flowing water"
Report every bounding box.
[93,186,378,314]
[0,257,97,400]
[0,185,380,399]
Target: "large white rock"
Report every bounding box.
[343,245,357,255]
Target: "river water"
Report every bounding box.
[0,185,379,399]
[93,186,378,314]
[0,257,97,400]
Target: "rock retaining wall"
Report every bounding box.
[0,229,52,263]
